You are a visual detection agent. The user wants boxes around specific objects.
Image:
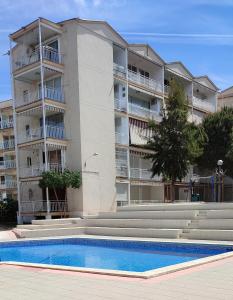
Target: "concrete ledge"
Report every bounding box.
[86,219,190,229]
[84,227,182,238]
[182,229,233,241]
[14,227,85,238]
[118,203,233,212]
[31,218,81,225]
[98,210,198,219]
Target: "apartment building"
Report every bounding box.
[10,18,218,222]
[0,100,17,201]
[218,86,233,110]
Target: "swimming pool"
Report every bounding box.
[0,238,233,278]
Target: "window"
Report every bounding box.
[25,125,30,136]
[28,189,33,201]
[27,157,32,167]
[1,176,5,184]
[139,69,149,78]
[46,40,58,51]
[23,90,29,103]
[128,64,137,73]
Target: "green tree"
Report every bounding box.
[198,107,233,176]
[39,169,81,213]
[146,79,204,201]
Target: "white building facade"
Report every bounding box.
[9,18,218,222]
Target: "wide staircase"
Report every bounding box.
[13,203,233,241]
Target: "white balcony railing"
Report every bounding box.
[129,103,162,122]
[14,46,64,71]
[16,87,64,108]
[4,160,16,169]
[128,70,163,93]
[116,159,128,177]
[0,120,14,129]
[0,140,15,150]
[20,200,67,213]
[114,98,127,112]
[17,125,65,144]
[115,132,128,145]
[0,180,17,190]
[192,96,216,113]
[20,162,63,178]
[113,63,126,78]
[130,168,161,181]
[0,160,16,169]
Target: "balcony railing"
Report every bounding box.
[14,46,64,71]
[128,70,163,93]
[20,200,67,213]
[113,63,126,78]
[115,132,128,145]
[16,87,64,108]
[192,96,216,112]
[17,125,65,144]
[0,120,13,129]
[130,168,161,181]
[129,103,162,122]
[0,180,17,190]
[114,98,127,112]
[4,160,16,169]
[0,140,15,150]
[20,162,63,178]
[116,159,128,177]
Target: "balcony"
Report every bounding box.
[18,125,65,144]
[0,140,15,151]
[4,160,16,169]
[0,180,17,190]
[192,96,216,113]
[114,98,127,112]
[129,103,162,122]
[113,63,126,79]
[16,87,64,108]
[0,120,13,129]
[128,70,162,93]
[20,162,63,178]
[115,132,128,145]
[20,200,67,214]
[130,168,161,181]
[14,46,64,71]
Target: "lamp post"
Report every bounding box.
[84,152,99,168]
[216,160,224,202]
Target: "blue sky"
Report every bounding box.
[1,0,233,100]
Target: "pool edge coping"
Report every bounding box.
[1,235,233,279]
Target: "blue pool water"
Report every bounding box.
[0,238,232,272]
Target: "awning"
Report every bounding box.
[129,118,152,146]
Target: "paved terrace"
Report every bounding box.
[0,256,233,300]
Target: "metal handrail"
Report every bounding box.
[14,46,64,70]
[128,70,163,92]
[128,103,161,121]
[192,96,215,112]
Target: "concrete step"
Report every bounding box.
[204,210,233,219]
[85,219,191,229]
[17,220,85,230]
[31,218,81,225]
[85,227,182,239]
[97,210,198,219]
[180,229,233,241]
[13,227,85,239]
[118,202,233,212]
[188,219,233,230]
